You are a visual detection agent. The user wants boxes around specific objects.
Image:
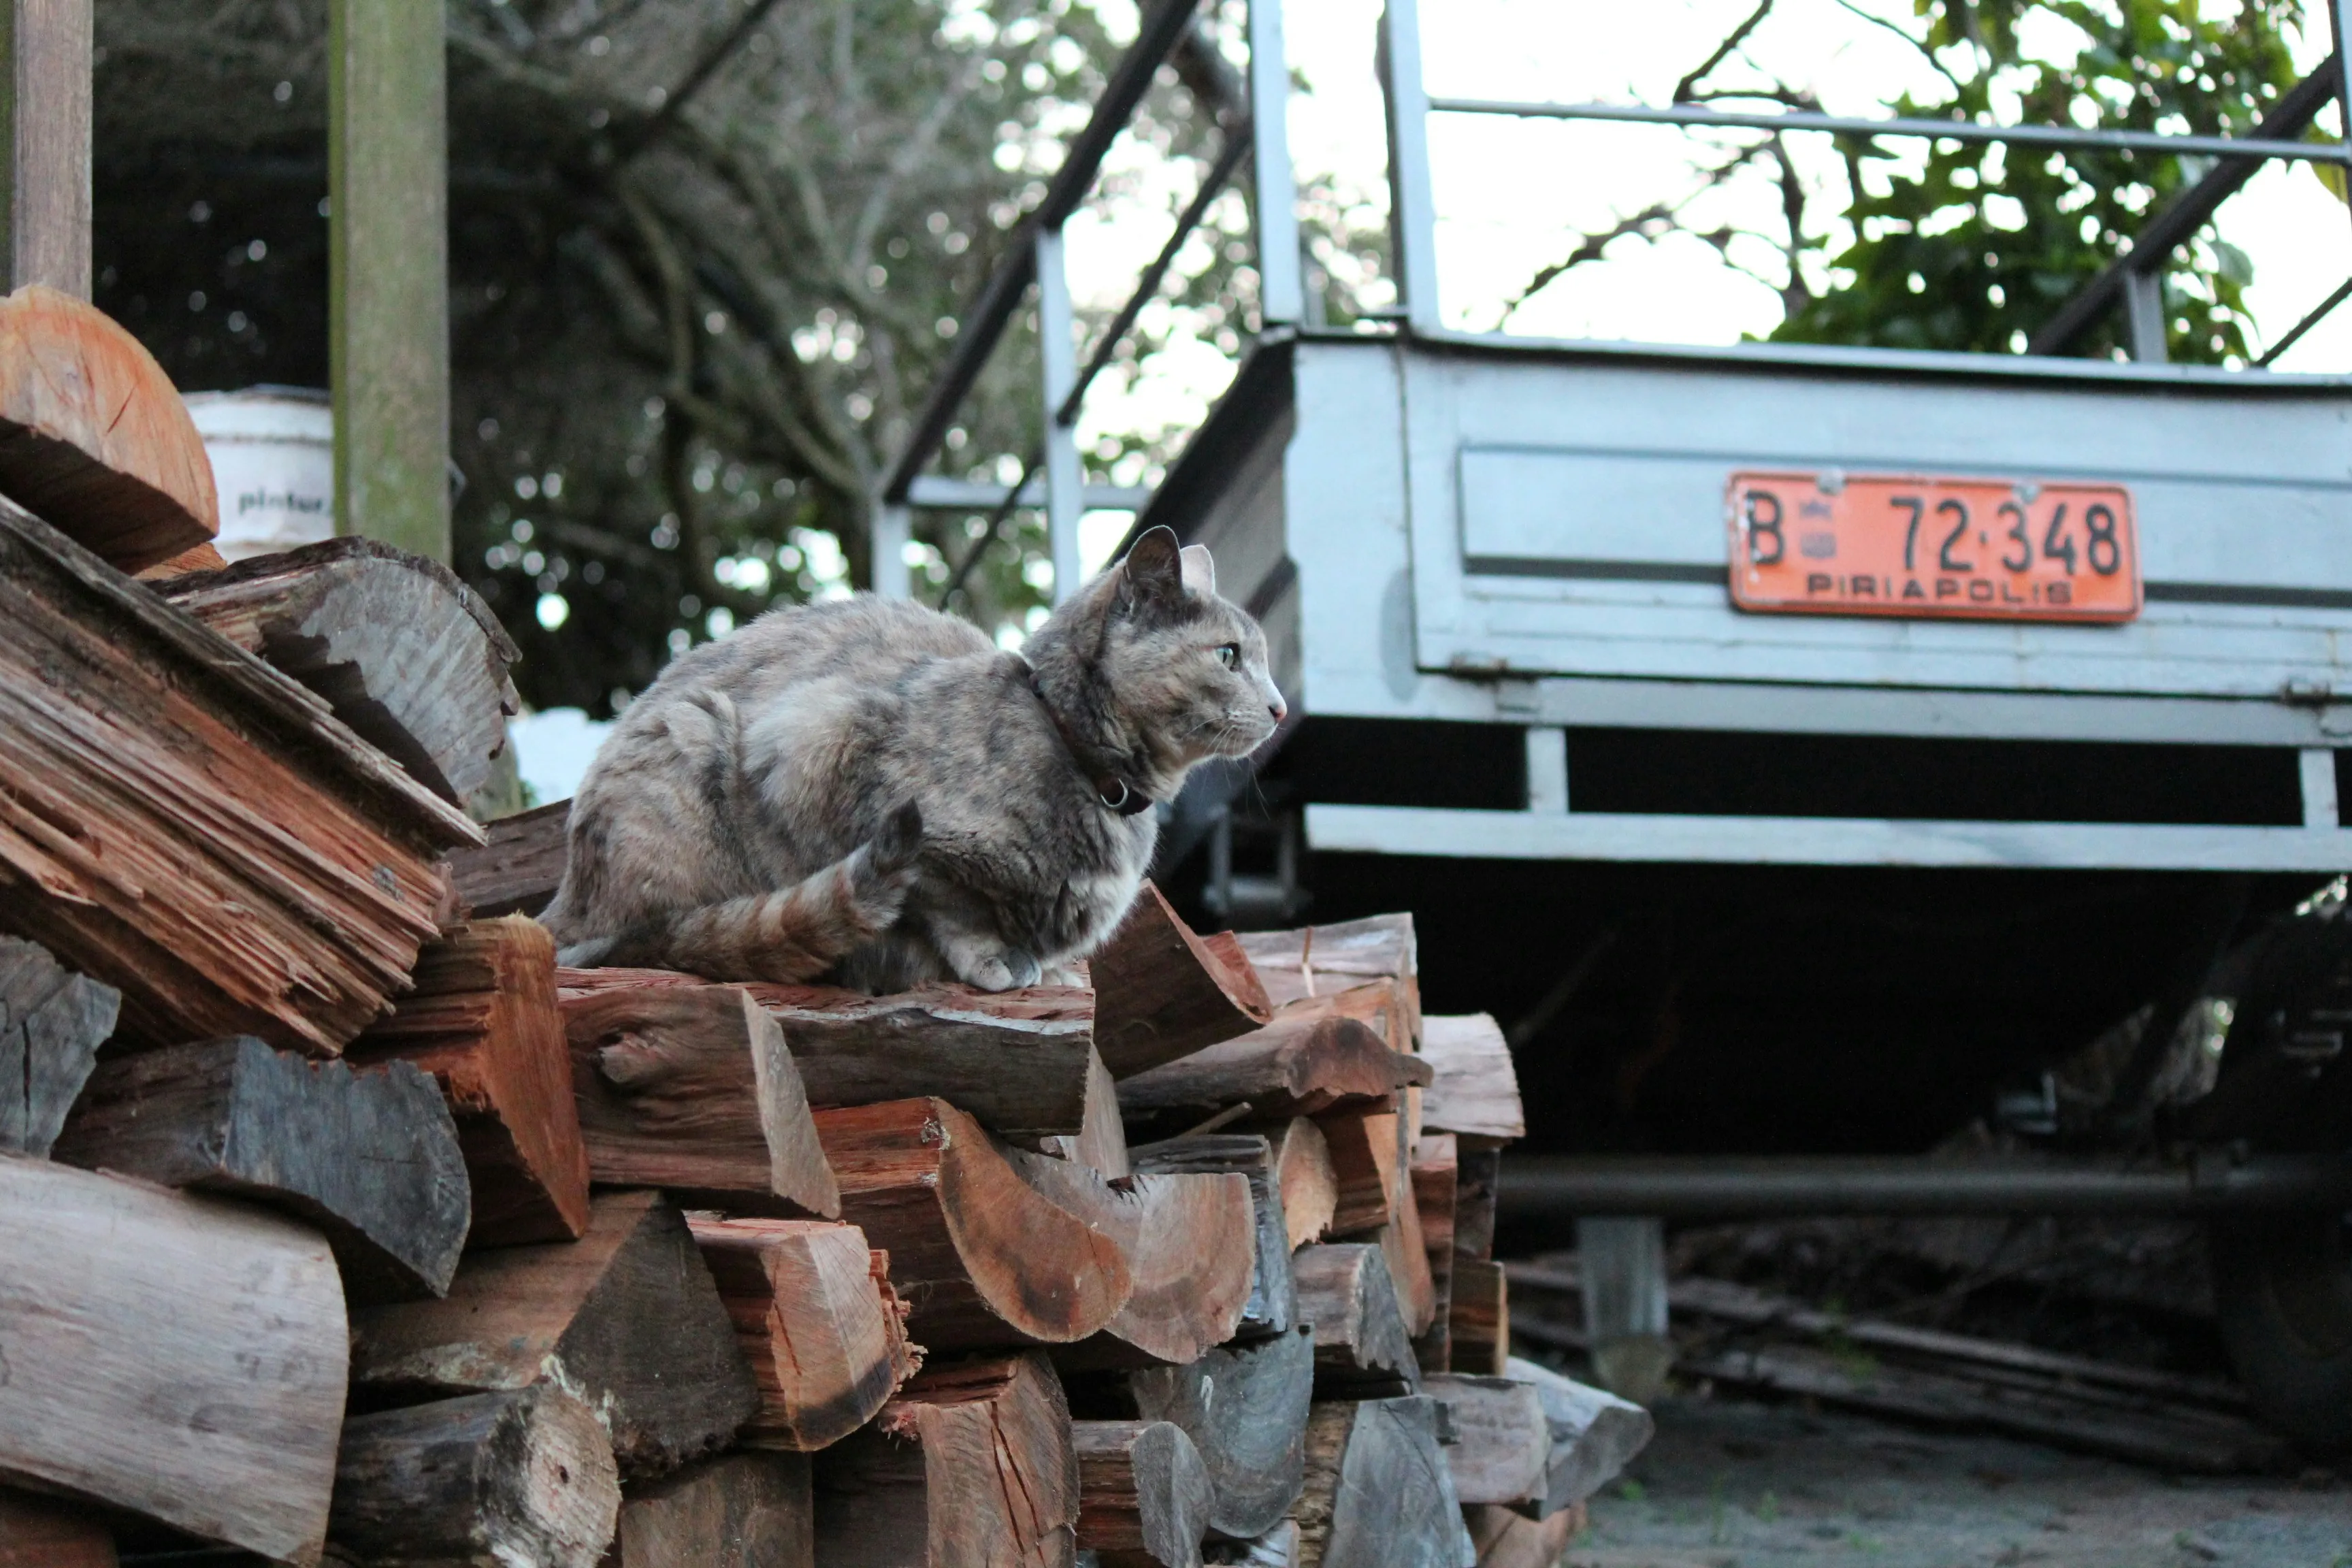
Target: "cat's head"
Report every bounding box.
[1043,525,1285,767]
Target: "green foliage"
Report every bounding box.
[1774,1,2305,362]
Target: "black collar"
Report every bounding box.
[1022,662,1154,816]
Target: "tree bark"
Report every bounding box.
[1422,1375,1550,1512]
[564,981,840,1218]
[1291,1396,1472,1568]
[1115,1013,1427,1128]
[1449,1262,1509,1377]
[0,286,216,572]
[329,1388,620,1568]
[0,1155,346,1565]
[1126,1132,1295,1338]
[1271,1117,1337,1250]
[1291,1243,1420,1397]
[689,1215,921,1452]
[812,1353,1078,1568]
[814,1098,1131,1351]
[607,1452,813,1568]
[0,934,118,1158]
[1072,1420,1211,1568]
[160,537,521,805]
[52,1033,470,1300]
[446,798,570,919]
[1086,882,1270,1078]
[1128,1325,1314,1540]
[350,1190,759,1480]
[349,916,592,1247]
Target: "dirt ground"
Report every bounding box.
[1565,1390,2352,1568]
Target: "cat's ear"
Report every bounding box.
[1120,525,1186,610]
[1179,544,1215,598]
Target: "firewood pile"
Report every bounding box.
[0,287,1650,1567]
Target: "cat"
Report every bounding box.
[540,525,1285,993]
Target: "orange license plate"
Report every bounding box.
[1726,471,2140,623]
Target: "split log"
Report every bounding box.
[348,917,591,1247]
[447,798,570,918]
[0,1154,345,1564]
[1128,1326,1314,1540]
[1233,915,1416,1013]
[52,1034,469,1300]
[1416,1016,1523,1144]
[1449,1262,1509,1377]
[688,1216,920,1452]
[607,1452,812,1568]
[1116,1014,1428,1128]
[815,1098,1130,1351]
[1290,1244,1420,1397]
[1411,1137,1458,1374]
[1422,1376,1549,1512]
[1501,1359,1654,1512]
[0,498,476,1056]
[1073,1421,1211,1568]
[1127,1133,1295,1337]
[0,935,118,1158]
[1461,1505,1580,1568]
[1047,1045,1132,1177]
[811,1353,1077,1568]
[1317,1108,1437,1335]
[1218,1522,1298,1568]
[350,1191,758,1479]
[0,286,216,572]
[564,983,838,1218]
[1088,883,1271,1077]
[1271,1117,1337,1249]
[1292,1396,1471,1568]
[1452,1149,1500,1265]
[159,538,521,805]
[561,968,1096,1143]
[329,1387,620,1568]
[133,539,228,580]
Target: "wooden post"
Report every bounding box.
[0,0,91,297]
[328,0,450,563]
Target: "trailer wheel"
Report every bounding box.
[2206,904,2352,1452]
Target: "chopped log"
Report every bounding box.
[1411,1137,1458,1374]
[0,935,117,1157]
[0,1488,116,1568]
[811,1353,1077,1568]
[1127,1133,1296,1337]
[0,287,216,572]
[1116,1014,1428,1127]
[1014,1156,1256,1368]
[1218,1522,1298,1568]
[447,798,570,918]
[561,968,1096,1143]
[133,539,228,581]
[1449,1262,1508,1377]
[1088,883,1271,1077]
[1232,915,1416,1013]
[1073,1421,1211,1568]
[348,916,591,1247]
[1073,1045,1131,1176]
[350,1191,758,1479]
[1128,1326,1314,1540]
[329,1387,620,1568]
[1291,1396,1470,1568]
[1501,1359,1654,1512]
[1416,1016,1523,1144]
[1318,1107,1401,1236]
[607,1452,812,1568]
[1271,1118,1337,1249]
[0,499,476,1056]
[159,538,521,805]
[1452,1149,1500,1264]
[815,1098,1130,1351]
[564,983,839,1218]
[1290,1244,1420,1397]
[0,1154,346,1564]
[1422,1376,1550,1512]
[52,1034,469,1300]
[688,1216,920,1452]
[1461,1504,1580,1568]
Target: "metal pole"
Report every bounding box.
[2335,3,2352,270]
[0,0,91,297]
[870,498,911,600]
[1034,224,1084,605]
[1248,0,1303,327]
[1378,0,1441,334]
[2122,268,2168,363]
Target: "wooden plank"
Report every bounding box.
[1417,1015,1524,1142]
[689,1216,919,1452]
[1072,1421,1210,1568]
[1291,1243,1420,1398]
[1126,1132,1296,1337]
[0,934,115,1157]
[447,798,569,918]
[52,1033,470,1300]
[0,1487,114,1568]
[350,1190,759,1480]
[161,538,520,804]
[330,1388,619,1568]
[348,916,591,1247]
[608,1452,811,1568]
[1422,1375,1549,1512]
[1087,882,1271,1077]
[1,1,92,298]
[1115,1013,1427,1127]
[0,1154,346,1563]
[1128,1325,1313,1540]
[328,0,449,563]
[560,968,1096,1143]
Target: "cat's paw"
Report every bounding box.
[956,945,1043,992]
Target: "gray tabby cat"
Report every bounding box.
[541,525,1284,992]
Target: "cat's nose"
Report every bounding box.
[1268,695,1288,723]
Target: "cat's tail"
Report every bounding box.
[558,801,924,983]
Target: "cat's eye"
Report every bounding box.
[1213,644,1239,668]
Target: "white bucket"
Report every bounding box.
[182,386,334,562]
